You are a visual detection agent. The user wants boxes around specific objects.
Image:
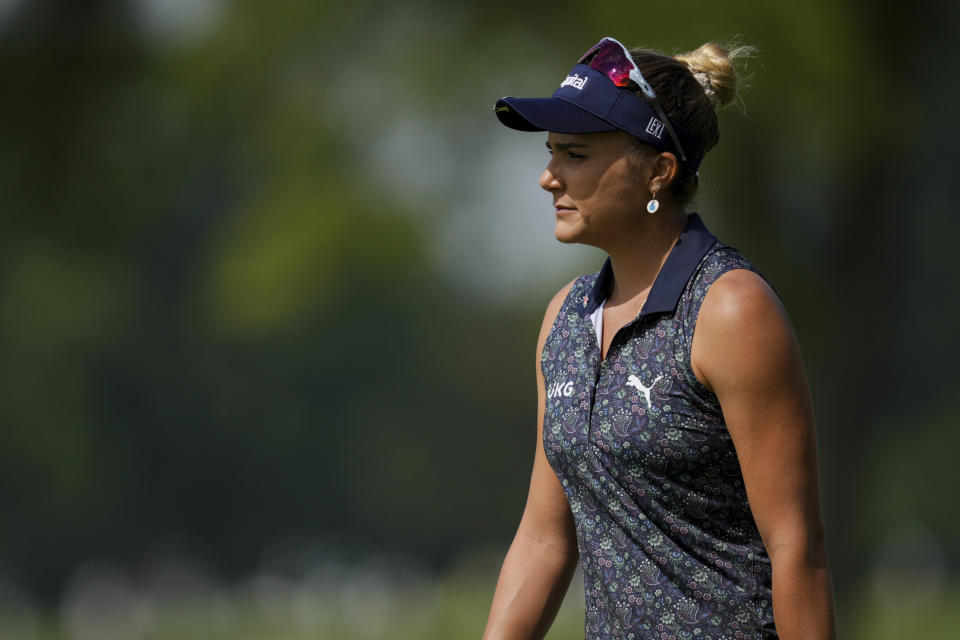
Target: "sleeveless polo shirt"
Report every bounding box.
[542,214,778,639]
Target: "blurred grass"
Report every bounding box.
[16,570,960,639]
[844,583,960,640]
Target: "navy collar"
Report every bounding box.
[581,213,717,317]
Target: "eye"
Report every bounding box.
[568,151,586,160]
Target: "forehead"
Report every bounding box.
[546,130,632,149]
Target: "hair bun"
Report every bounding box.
[674,42,753,110]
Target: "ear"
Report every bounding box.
[648,152,679,193]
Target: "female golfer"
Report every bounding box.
[482,38,836,639]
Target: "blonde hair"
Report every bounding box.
[674,41,754,110]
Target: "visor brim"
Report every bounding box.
[494,96,618,134]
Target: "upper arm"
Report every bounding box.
[516,278,579,554]
[691,269,825,555]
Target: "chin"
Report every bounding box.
[554,220,589,245]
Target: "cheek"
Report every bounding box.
[594,166,647,211]
[564,167,604,200]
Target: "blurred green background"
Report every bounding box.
[1,0,958,638]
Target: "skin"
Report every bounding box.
[482,131,836,639]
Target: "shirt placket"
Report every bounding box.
[587,315,648,443]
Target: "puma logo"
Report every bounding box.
[626,374,662,408]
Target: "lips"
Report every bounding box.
[554,201,577,214]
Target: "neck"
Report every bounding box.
[604,206,687,306]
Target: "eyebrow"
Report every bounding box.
[546,141,588,151]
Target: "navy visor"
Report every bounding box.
[494,64,705,171]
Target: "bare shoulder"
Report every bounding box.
[700,268,785,326]
[692,268,798,393]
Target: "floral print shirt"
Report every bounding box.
[542,214,777,639]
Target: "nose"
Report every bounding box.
[539,166,563,193]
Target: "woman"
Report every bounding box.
[482,38,836,639]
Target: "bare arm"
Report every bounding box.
[692,269,837,640]
[482,280,580,640]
